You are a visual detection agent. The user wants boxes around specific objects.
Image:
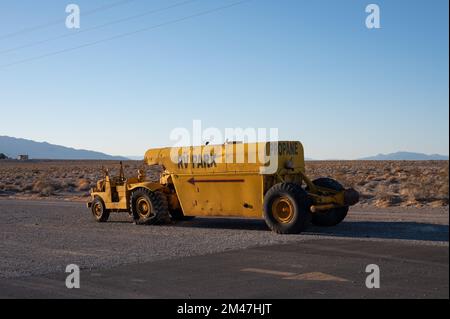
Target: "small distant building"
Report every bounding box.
[17,155,29,161]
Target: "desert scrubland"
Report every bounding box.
[0,160,448,208]
[307,161,448,208]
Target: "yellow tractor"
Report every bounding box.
[88,141,359,234]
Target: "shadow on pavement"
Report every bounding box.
[171,218,449,242]
[172,217,269,231]
[309,221,449,242]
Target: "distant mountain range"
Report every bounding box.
[359,151,449,161]
[0,136,128,160]
[1,136,448,161]
[126,156,144,161]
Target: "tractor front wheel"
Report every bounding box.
[263,183,311,234]
[91,197,110,223]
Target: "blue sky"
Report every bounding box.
[0,0,448,159]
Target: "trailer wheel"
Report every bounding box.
[309,178,349,227]
[263,183,311,234]
[130,188,170,225]
[91,197,110,223]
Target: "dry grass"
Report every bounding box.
[0,159,448,208]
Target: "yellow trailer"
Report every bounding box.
[88,141,359,234]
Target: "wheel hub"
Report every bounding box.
[272,197,294,223]
[93,203,102,217]
[137,198,152,218]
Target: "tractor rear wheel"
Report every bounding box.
[309,178,349,227]
[91,197,110,223]
[130,188,170,225]
[263,183,311,234]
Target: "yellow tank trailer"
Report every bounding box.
[87,141,359,234]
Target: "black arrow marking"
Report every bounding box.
[188,178,245,185]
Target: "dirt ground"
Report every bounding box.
[0,159,448,209]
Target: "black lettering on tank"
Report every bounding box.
[210,154,217,167]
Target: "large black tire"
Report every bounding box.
[263,183,311,234]
[130,188,170,225]
[91,196,110,223]
[309,178,349,227]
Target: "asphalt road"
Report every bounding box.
[0,199,448,298]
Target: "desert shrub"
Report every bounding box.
[375,194,403,207]
[60,181,76,190]
[76,179,91,192]
[437,183,449,200]
[3,184,20,193]
[22,184,33,192]
[32,179,57,196]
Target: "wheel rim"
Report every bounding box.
[136,197,153,219]
[272,197,294,223]
[93,202,102,217]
